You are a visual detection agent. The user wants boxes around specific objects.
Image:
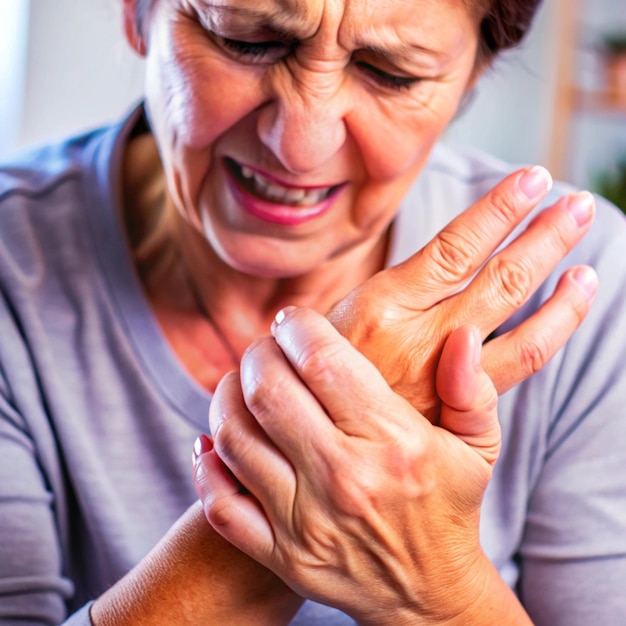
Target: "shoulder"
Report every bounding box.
[0,131,105,263]
[0,135,103,303]
[0,104,143,222]
[0,132,99,210]
[0,108,142,285]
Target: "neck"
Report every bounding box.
[177,214,389,331]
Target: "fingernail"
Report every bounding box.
[192,434,213,464]
[272,305,297,333]
[274,306,296,325]
[519,166,552,199]
[567,191,595,227]
[572,266,598,301]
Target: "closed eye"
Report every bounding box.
[220,38,292,63]
[356,61,420,91]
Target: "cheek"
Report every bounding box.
[348,93,458,184]
[144,29,264,151]
[345,92,463,232]
[143,29,268,217]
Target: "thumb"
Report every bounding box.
[436,325,501,466]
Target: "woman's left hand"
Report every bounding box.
[196,307,514,625]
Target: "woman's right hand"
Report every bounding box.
[327,166,597,419]
[197,311,529,625]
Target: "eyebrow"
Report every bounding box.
[201,3,312,38]
[355,39,445,63]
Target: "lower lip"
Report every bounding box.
[225,167,338,227]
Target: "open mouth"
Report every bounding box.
[225,158,341,207]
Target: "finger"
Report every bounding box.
[192,435,277,564]
[193,434,241,512]
[483,265,598,393]
[453,191,595,339]
[210,370,298,512]
[387,166,553,305]
[238,334,344,464]
[436,325,500,467]
[270,306,423,440]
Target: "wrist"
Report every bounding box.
[357,552,531,626]
[436,557,532,626]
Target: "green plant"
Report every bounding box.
[601,32,626,56]
[594,157,626,215]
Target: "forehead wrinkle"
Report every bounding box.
[200,1,315,36]
[339,0,474,62]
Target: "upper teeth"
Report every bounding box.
[240,165,330,206]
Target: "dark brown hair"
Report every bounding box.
[476,0,544,62]
[135,0,543,62]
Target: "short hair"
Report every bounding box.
[476,0,543,63]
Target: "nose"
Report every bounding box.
[257,67,349,175]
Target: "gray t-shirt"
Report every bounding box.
[1,106,625,625]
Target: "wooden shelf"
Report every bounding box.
[572,88,626,114]
[548,0,626,178]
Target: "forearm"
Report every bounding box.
[91,502,303,626]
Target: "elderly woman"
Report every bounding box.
[1,0,625,624]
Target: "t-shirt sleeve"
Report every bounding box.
[0,295,79,625]
[517,201,626,624]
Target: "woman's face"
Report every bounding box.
[132,0,481,277]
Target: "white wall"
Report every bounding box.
[0,2,30,159]
[10,0,145,155]
[444,1,558,170]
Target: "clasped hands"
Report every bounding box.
[193,167,597,624]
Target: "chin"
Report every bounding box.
[214,241,322,279]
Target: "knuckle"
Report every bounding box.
[329,275,396,340]
[489,256,534,309]
[241,338,287,417]
[298,340,345,385]
[545,218,572,255]
[531,211,572,255]
[324,448,377,509]
[244,369,289,420]
[329,440,431,514]
[567,291,590,326]
[213,415,250,462]
[489,186,522,225]
[518,332,552,375]
[429,228,479,283]
[206,499,234,528]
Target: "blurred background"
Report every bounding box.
[2,0,626,210]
